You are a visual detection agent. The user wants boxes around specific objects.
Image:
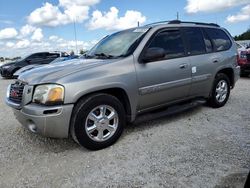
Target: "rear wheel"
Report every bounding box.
[70,93,125,150]
[208,73,230,108]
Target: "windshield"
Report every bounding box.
[50,57,68,64]
[86,28,149,59]
[15,54,30,62]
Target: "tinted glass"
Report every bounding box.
[46,53,60,58]
[184,28,206,55]
[204,28,231,51]
[148,30,185,59]
[202,29,213,53]
[28,53,44,59]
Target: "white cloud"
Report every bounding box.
[59,0,100,7]
[0,28,18,40]
[31,28,44,42]
[27,0,100,27]
[64,5,89,22]
[20,24,36,37]
[6,42,15,48]
[1,36,96,57]
[49,35,61,41]
[88,7,146,30]
[185,0,250,13]
[227,4,250,22]
[15,39,30,49]
[27,3,67,27]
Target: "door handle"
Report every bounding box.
[179,63,188,69]
[213,58,219,63]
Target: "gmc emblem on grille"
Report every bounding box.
[10,90,18,97]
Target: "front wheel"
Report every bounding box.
[208,73,230,108]
[70,94,125,150]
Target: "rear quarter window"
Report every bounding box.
[204,28,232,52]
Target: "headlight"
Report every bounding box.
[32,84,64,105]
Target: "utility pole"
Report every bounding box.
[137,21,140,27]
[176,12,179,20]
[73,19,78,54]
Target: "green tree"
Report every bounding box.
[234,28,250,40]
[79,49,87,55]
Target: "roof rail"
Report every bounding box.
[145,20,220,27]
[168,20,220,27]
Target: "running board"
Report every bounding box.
[134,98,207,124]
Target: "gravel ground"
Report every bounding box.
[0,77,249,188]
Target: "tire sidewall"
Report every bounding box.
[72,94,125,150]
[210,73,230,108]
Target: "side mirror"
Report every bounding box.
[142,47,165,63]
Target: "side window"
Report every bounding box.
[148,30,185,59]
[202,29,213,53]
[183,27,206,55]
[46,53,60,58]
[28,53,44,59]
[204,28,232,51]
[26,53,44,64]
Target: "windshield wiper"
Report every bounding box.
[94,53,114,59]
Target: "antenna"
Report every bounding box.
[73,19,78,54]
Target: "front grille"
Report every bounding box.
[9,81,25,103]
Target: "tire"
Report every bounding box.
[208,73,230,108]
[70,93,125,150]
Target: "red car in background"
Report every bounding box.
[236,42,250,77]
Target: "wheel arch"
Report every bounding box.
[73,87,132,122]
[216,68,234,88]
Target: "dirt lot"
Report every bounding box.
[0,77,249,188]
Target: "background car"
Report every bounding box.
[13,55,78,78]
[0,51,67,78]
[236,42,250,77]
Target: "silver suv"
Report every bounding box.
[6,20,240,150]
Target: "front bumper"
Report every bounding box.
[6,98,74,138]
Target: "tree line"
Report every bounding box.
[234,28,250,41]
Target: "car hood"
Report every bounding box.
[0,62,16,68]
[18,58,115,84]
[14,64,41,76]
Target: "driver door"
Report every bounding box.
[135,29,192,110]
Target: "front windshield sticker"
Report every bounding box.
[133,28,149,33]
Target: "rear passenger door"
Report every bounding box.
[136,28,192,110]
[185,27,232,97]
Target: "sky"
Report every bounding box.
[0,0,250,57]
